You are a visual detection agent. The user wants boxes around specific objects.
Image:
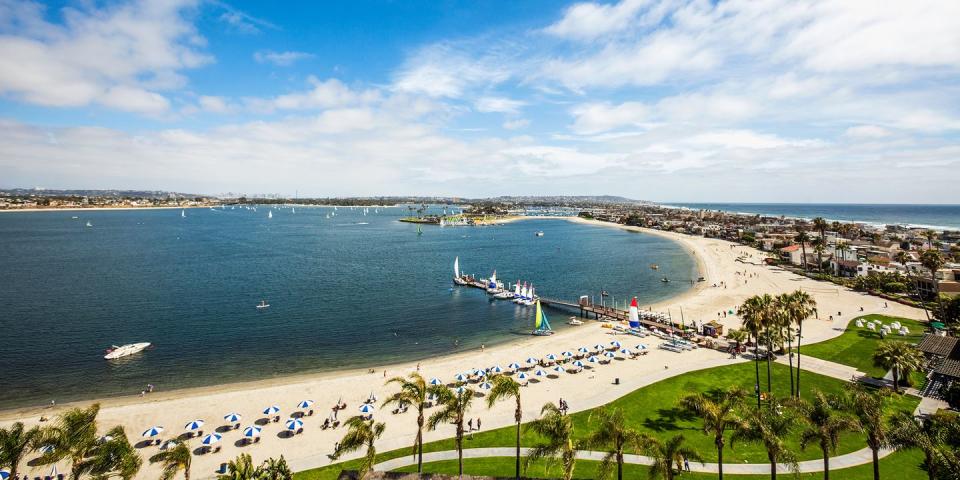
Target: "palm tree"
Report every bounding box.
[924,230,937,249]
[258,456,293,480]
[150,441,192,480]
[872,341,924,394]
[781,290,816,398]
[218,454,257,480]
[732,402,799,480]
[39,421,140,480]
[888,411,956,480]
[486,374,523,480]
[641,434,702,480]
[726,328,747,354]
[332,416,386,480]
[680,387,746,480]
[739,294,776,407]
[427,386,473,477]
[921,249,946,320]
[525,403,577,480]
[813,217,828,270]
[841,385,890,480]
[382,372,429,472]
[581,407,645,480]
[795,391,859,480]
[795,229,810,272]
[0,422,39,480]
[813,239,827,273]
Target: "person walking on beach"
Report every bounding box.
[476,418,481,430]
[467,418,473,431]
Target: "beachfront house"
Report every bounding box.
[915,266,960,299]
[780,244,804,265]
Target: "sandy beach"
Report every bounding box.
[1,217,927,479]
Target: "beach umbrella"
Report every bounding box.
[184,420,205,431]
[610,341,622,348]
[552,365,565,373]
[159,440,178,451]
[296,400,314,409]
[200,433,221,445]
[39,445,55,454]
[635,344,648,350]
[525,357,539,365]
[490,365,505,373]
[534,369,547,377]
[587,356,599,363]
[141,426,164,438]
[48,466,58,480]
[572,360,585,368]
[604,351,616,358]
[223,413,242,423]
[429,377,443,386]
[475,369,487,377]
[577,347,589,354]
[358,404,375,414]
[545,353,558,361]
[454,386,468,395]
[263,405,281,415]
[285,419,304,431]
[453,373,468,382]
[561,351,574,358]
[507,362,522,370]
[516,372,529,381]
[1,469,10,480]
[620,348,633,356]
[478,382,493,390]
[593,343,605,351]
[243,426,262,438]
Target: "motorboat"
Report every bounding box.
[256,300,270,309]
[535,231,544,237]
[567,317,583,326]
[661,277,670,283]
[104,342,151,360]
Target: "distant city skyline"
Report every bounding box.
[1,0,959,203]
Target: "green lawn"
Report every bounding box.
[393,449,928,479]
[800,314,927,377]
[295,362,920,479]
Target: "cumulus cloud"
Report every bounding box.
[474,97,526,114]
[253,50,314,66]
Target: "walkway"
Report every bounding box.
[374,445,892,475]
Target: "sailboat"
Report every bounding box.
[292,207,295,214]
[181,209,186,218]
[532,300,554,336]
[486,270,500,294]
[628,297,641,329]
[85,221,93,227]
[268,211,273,219]
[417,224,423,236]
[513,283,528,304]
[453,256,466,285]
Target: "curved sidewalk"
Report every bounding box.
[374,445,892,475]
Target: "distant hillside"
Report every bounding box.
[0,188,207,199]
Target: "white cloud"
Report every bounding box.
[570,102,650,134]
[843,125,891,139]
[544,0,648,40]
[502,119,530,130]
[247,77,381,112]
[253,50,314,66]
[392,43,512,98]
[475,97,526,114]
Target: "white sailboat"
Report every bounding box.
[514,283,528,304]
[268,211,273,219]
[181,209,186,218]
[85,221,93,227]
[292,207,295,214]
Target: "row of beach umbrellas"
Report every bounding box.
[140,401,318,445]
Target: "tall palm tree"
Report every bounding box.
[772,295,797,396]
[581,407,645,480]
[921,249,946,321]
[36,404,102,480]
[841,385,890,480]
[0,422,39,480]
[794,229,810,272]
[525,403,577,480]
[427,386,473,477]
[732,402,799,480]
[641,434,702,480]
[382,372,429,472]
[813,217,828,270]
[924,230,937,249]
[486,374,523,480]
[872,341,924,394]
[888,411,956,480]
[813,239,827,273]
[332,416,386,480]
[739,294,776,406]
[150,441,192,480]
[782,290,816,398]
[218,454,257,480]
[795,391,859,480]
[680,387,746,480]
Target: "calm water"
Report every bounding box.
[664,203,960,230]
[0,207,696,409]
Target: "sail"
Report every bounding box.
[534,300,543,330]
[454,257,460,278]
[268,211,273,219]
[514,281,521,296]
[491,270,497,284]
[181,209,185,218]
[629,297,640,328]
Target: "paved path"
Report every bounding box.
[374,445,892,475]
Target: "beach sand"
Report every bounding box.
[1,217,926,479]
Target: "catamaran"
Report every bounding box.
[532,300,553,336]
[104,342,151,360]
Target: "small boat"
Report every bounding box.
[292,208,295,214]
[417,225,422,236]
[181,209,186,218]
[535,231,544,237]
[268,211,273,219]
[568,317,583,326]
[650,264,659,270]
[71,216,78,219]
[256,300,270,309]
[85,221,93,227]
[104,342,151,360]
[661,277,670,283]
[532,300,554,336]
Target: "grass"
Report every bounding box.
[800,314,927,378]
[392,449,928,479]
[294,362,920,479]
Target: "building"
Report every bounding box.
[917,334,960,398]
[915,267,960,299]
[780,244,804,265]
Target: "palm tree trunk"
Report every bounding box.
[822,443,830,480]
[893,367,901,394]
[787,334,795,397]
[514,420,521,480]
[924,451,936,480]
[617,451,623,480]
[796,321,803,398]
[801,244,808,271]
[185,467,190,480]
[417,430,424,473]
[764,328,773,393]
[754,334,761,408]
[770,461,778,480]
[872,447,880,480]
[456,424,464,477]
[717,442,724,480]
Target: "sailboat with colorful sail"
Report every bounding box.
[532,299,554,336]
[628,297,641,328]
[486,270,500,294]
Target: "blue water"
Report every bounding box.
[663,203,960,230]
[0,207,696,409]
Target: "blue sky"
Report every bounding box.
[1,0,959,202]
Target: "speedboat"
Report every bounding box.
[568,317,583,326]
[256,300,270,309]
[535,231,544,237]
[661,277,670,283]
[104,342,151,360]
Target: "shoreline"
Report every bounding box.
[0,205,212,213]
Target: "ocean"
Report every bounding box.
[663,203,960,231]
[0,207,696,409]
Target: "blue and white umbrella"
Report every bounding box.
[635,344,648,350]
[475,369,487,377]
[525,357,539,365]
[545,353,558,361]
[490,365,504,373]
[1,469,10,480]
[561,351,574,358]
[610,340,622,348]
[296,400,314,409]
[454,386,468,394]
[454,373,468,382]
[184,420,205,431]
[224,413,242,423]
[200,433,221,445]
[587,356,599,363]
[285,419,304,431]
[593,344,605,351]
[577,347,590,354]
[429,377,444,385]
[39,445,55,454]
[243,426,262,438]
[507,362,522,370]
[620,348,633,356]
[516,372,529,381]
[572,360,585,368]
[358,404,376,414]
[142,426,164,438]
[534,369,547,377]
[552,365,565,373]
[263,405,281,415]
[478,382,493,390]
[604,351,617,358]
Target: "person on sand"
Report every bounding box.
[477,418,481,430]
[467,418,473,431]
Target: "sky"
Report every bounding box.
[1,0,959,202]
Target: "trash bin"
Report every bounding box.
[614,377,620,385]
